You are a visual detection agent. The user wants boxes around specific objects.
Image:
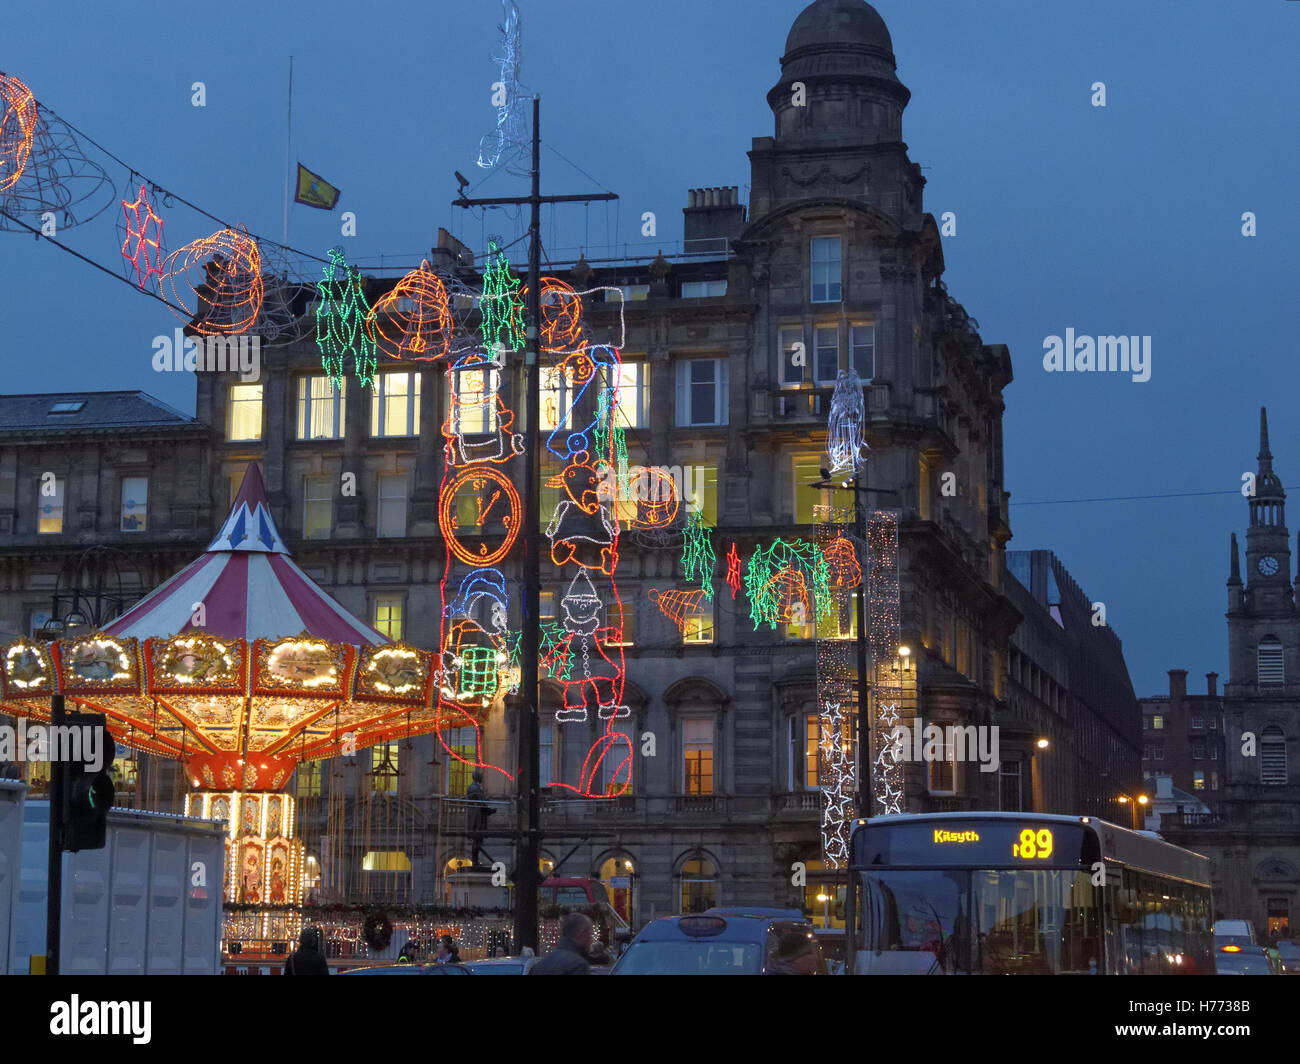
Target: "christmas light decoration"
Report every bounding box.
[521,278,585,353]
[367,259,454,361]
[826,367,868,477]
[630,466,679,530]
[867,511,904,816]
[476,0,530,177]
[744,539,830,631]
[725,543,742,599]
[681,511,715,598]
[818,700,854,865]
[159,225,264,335]
[478,240,525,353]
[649,587,708,633]
[823,534,862,588]
[315,246,377,389]
[119,183,165,289]
[0,72,37,193]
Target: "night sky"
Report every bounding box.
[2,0,1296,698]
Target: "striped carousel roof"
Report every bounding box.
[103,463,386,646]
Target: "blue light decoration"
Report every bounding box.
[314,246,377,389]
[476,0,530,177]
[826,367,868,477]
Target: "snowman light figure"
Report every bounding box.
[554,568,627,724]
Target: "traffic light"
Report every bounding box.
[61,711,114,852]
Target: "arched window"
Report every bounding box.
[1258,637,1284,687]
[1261,726,1287,785]
[678,853,718,913]
[598,853,637,926]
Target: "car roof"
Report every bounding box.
[632,914,809,943]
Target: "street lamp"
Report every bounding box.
[817,891,830,928]
[1036,738,1049,750]
[1117,793,1149,830]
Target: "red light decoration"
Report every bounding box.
[119,184,165,289]
[439,465,521,567]
[766,566,812,623]
[649,587,708,633]
[520,277,583,352]
[544,453,619,574]
[725,542,742,599]
[367,260,454,361]
[823,535,862,588]
[159,225,263,335]
[0,72,37,193]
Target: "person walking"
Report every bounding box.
[283,927,330,975]
[528,913,594,975]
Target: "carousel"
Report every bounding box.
[0,463,485,953]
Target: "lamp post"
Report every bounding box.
[1117,792,1149,830]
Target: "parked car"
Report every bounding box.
[1214,943,1275,975]
[611,912,823,975]
[340,963,471,975]
[1213,919,1257,944]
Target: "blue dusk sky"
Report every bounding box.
[1,0,1297,697]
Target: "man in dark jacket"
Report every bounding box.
[283,927,330,975]
[528,913,594,975]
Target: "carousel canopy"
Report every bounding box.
[105,463,385,646]
[0,463,455,792]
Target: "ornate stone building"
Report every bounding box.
[1164,410,1300,939]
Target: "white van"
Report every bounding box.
[1213,919,1257,944]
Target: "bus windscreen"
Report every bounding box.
[852,819,1098,869]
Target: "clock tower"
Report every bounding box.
[1239,408,1293,617]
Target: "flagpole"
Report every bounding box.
[282,56,294,250]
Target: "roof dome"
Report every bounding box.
[785,0,894,57]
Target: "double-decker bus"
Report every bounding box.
[846,812,1214,975]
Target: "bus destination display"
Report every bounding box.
[853,819,1097,869]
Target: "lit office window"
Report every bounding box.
[297,377,346,440]
[228,383,264,441]
[121,477,148,532]
[371,372,421,437]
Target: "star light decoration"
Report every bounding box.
[681,511,715,598]
[724,543,742,599]
[119,184,165,289]
[818,700,855,865]
[867,511,905,817]
[314,246,377,389]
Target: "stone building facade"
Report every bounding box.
[1139,670,1226,814]
[1163,410,1300,939]
[0,0,1146,930]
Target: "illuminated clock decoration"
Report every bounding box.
[314,247,377,390]
[119,184,165,289]
[1258,555,1279,576]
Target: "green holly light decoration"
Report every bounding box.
[539,621,574,681]
[315,247,377,390]
[744,539,832,631]
[682,511,716,598]
[478,240,525,354]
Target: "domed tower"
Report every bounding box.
[748,0,924,224]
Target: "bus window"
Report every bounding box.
[859,869,970,974]
[556,887,589,907]
[971,869,1099,974]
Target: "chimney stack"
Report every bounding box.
[1168,669,1187,701]
[683,185,746,252]
[1206,672,1218,697]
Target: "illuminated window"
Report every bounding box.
[683,719,713,796]
[683,601,714,645]
[1192,770,1205,791]
[784,592,857,641]
[362,850,411,871]
[446,726,477,795]
[539,459,562,531]
[296,376,346,440]
[679,856,717,914]
[603,600,635,647]
[38,476,63,534]
[120,477,148,532]
[303,476,332,539]
[1150,715,1165,730]
[295,761,322,798]
[377,474,407,538]
[851,324,875,381]
[1267,898,1290,941]
[228,383,264,441]
[612,361,649,428]
[449,367,499,436]
[684,461,719,526]
[780,327,804,387]
[810,236,841,303]
[371,743,399,794]
[371,372,421,437]
[539,364,572,433]
[374,597,403,641]
[674,359,727,427]
[616,284,649,302]
[814,326,839,384]
[793,455,851,523]
[540,590,556,625]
